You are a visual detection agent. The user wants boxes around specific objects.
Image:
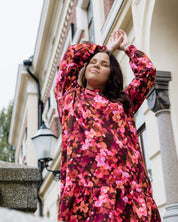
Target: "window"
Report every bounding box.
[71,23,75,40]
[137,123,152,182]
[48,97,51,110]
[87,1,95,43]
[103,0,114,18]
[75,0,96,43]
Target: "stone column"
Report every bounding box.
[147,71,178,221]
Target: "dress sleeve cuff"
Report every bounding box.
[125,45,137,58]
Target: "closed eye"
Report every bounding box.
[89,59,110,67]
[102,63,110,67]
[89,59,97,64]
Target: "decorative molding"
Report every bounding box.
[41,0,74,101]
[146,71,171,113]
[163,203,178,221]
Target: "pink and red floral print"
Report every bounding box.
[55,43,161,221]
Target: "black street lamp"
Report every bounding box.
[23,57,60,216]
[32,123,60,216]
[32,122,60,180]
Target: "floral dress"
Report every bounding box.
[55,43,161,222]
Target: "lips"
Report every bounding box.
[90,69,99,74]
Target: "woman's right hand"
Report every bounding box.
[107,29,130,53]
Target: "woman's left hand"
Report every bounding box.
[107,29,130,52]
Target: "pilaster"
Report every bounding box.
[147,71,178,221]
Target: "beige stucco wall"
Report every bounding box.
[150,0,178,153]
[42,180,60,221]
[26,80,38,166]
[9,64,38,167]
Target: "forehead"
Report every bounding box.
[91,52,110,62]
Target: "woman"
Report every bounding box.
[55,29,161,221]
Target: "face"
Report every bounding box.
[85,52,111,91]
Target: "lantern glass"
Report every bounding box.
[32,125,57,161]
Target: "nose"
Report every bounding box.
[93,62,100,69]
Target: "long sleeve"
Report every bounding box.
[55,43,106,104]
[55,43,106,200]
[125,45,156,113]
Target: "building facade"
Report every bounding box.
[9,0,178,221]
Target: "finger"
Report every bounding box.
[117,29,122,34]
[122,31,126,36]
[119,29,125,33]
[111,31,115,36]
[109,33,115,42]
[109,31,115,38]
[112,29,120,37]
[118,35,124,43]
[121,30,127,37]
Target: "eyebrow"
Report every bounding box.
[90,58,110,64]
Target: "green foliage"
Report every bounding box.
[0,101,15,162]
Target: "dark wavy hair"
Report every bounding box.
[81,49,133,113]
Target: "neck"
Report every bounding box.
[86,83,105,91]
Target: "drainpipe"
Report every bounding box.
[23,58,43,216]
[23,59,43,128]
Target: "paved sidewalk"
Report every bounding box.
[0,207,54,222]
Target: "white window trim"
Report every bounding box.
[74,0,91,43]
[101,0,124,43]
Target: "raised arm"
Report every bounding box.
[107,29,156,113]
[124,46,156,113]
[55,43,106,103]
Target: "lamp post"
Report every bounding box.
[32,122,60,216]
[23,58,60,216]
[23,57,60,216]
